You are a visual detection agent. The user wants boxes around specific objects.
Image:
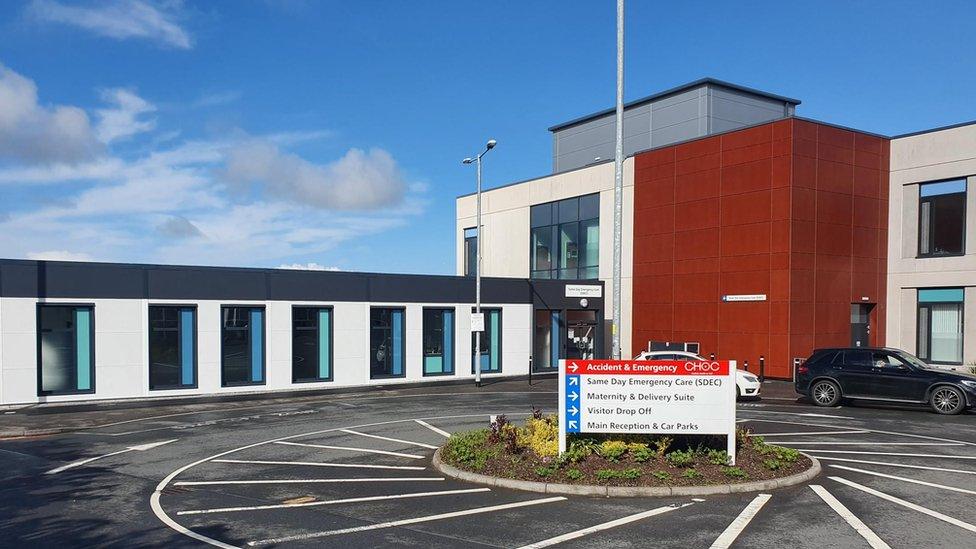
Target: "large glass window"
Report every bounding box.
[371,308,405,378]
[463,227,478,277]
[38,305,94,395]
[917,288,964,364]
[919,179,966,257]
[221,306,265,386]
[149,306,196,390]
[530,193,599,279]
[423,308,454,376]
[472,308,502,373]
[293,307,333,383]
[533,310,561,372]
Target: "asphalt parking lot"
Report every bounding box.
[0,378,974,548]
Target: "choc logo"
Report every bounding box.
[684,361,722,373]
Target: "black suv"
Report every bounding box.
[795,347,976,415]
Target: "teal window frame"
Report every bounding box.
[148,305,197,390]
[917,288,965,364]
[370,307,406,379]
[423,308,455,376]
[292,306,334,383]
[471,307,502,373]
[37,304,95,396]
[220,306,266,387]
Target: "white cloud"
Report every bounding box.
[0,63,102,164]
[26,250,93,261]
[28,0,192,49]
[224,142,407,210]
[278,262,340,271]
[156,215,203,239]
[96,88,156,143]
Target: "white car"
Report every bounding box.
[633,350,761,400]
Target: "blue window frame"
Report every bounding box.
[472,308,502,373]
[371,307,405,378]
[423,308,455,376]
[221,306,265,386]
[293,307,333,383]
[37,304,95,396]
[149,305,197,390]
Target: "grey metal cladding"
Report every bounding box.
[650,119,705,149]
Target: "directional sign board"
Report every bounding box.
[558,359,737,464]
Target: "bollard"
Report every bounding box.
[528,356,533,386]
[759,355,765,383]
[709,352,715,360]
[744,360,749,373]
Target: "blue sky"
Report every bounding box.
[0,1,974,274]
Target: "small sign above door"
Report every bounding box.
[565,284,602,298]
[721,294,767,302]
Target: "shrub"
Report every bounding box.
[595,469,618,482]
[774,446,800,463]
[444,429,495,471]
[736,428,753,450]
[763,458,783,471]
[598,440,628,461]
[682,468,702,479]
[487,415,509,444]
[651,470,671,481]
[622,468,641,479]
[532,406,544,420]
[706,449,730,465]
[534,466,555,478]
[654,436,673,457]
[526,417,559,458]
[566,468,584,481]
[563,439,595,463]
[502,424,521,454]
[666,449,696,467]
[722,466,748,479]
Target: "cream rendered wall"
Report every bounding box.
[0,298,532,405]
[888,123,976,366]
[456,158,635,357]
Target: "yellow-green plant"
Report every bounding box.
[597,440,628,461]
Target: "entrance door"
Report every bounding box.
[566,310,597,360]
[850,304,874,348]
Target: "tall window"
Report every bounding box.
[38,305,94,395]
[463,227,478,277]
[917,288,964,364]
[423,308,454,376]
[149,306,196,390]
[371,308,405,378]
[293,307,333,383]
[221,306,265,386]
[533,310,560,372]
[472,308,502,373]
[530,193,599,279]
[919,179,966,257]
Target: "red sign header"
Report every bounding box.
[564,359,731,376]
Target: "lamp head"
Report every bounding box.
[486,139,497,150]
[462,157,474,164]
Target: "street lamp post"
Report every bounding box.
[463,139,496,387]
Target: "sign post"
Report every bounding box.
[558,359,737,463]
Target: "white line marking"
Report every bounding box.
[810,485,890,549]
[339,429,439,449]
[755,430,869,437]
[811,456,976,476]
[177,487,490,515]
[46,439,178,474]
[829,465,976,495]
[174,477,445,486]
[211,459,425,471]
[739,410,856,420]
[830,476,976,533]
[273,440,424,459]
[414,419,451,437]
[517,503,694,549]
[807,451,976,460]
[247,496,567,545]
[745,418,976,447]
[772,441,963,446]
[709,494,771,549]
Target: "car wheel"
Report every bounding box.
[810,380,841,407]
[930,386,966,415]
[736,386,742,400]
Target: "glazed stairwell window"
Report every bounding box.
[371,308,405,379]
[530,193,599,279]
[149,306,197,390]
[917,288,964,364]
[37,305,95,396]
[918,179,966,257]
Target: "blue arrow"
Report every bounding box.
[568,420,578,429]
[569,391,578,402]
[568,405,579,416]
[568,377,579,386]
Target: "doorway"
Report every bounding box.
[850,303,875,348]
[566,310,597,360]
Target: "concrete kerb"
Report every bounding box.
[432,448,821,498]
[0,428,65,438]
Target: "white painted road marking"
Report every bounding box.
[810,485,890,549]
[339,429,439,449]
[517,502,695,549]
[246,496,568,545]
[414,419,451,437]
[46,439,178,475]
[811,456,976,476]
[808,451,976,460]
[829,465,976,495]
[755,430,868,437]
[211,459,425,471]
[177,487,491,515]
[773,441,963,447]
[830,476,976,533]
[273,440,425,459]
[709,494,771,549]
[175,477,445,486]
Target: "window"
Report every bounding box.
[37,305,94,395]
[472,308,501,373]
[221,306,265,386]
[533,310,560,371]
[423,308,454,376]
[917,288,964,364]
[293,307,333,383]
[371,308,405,378]
[149,306,196,390]
[463,227,478,277]
[919,179,966,257]
[530,193,599,279]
